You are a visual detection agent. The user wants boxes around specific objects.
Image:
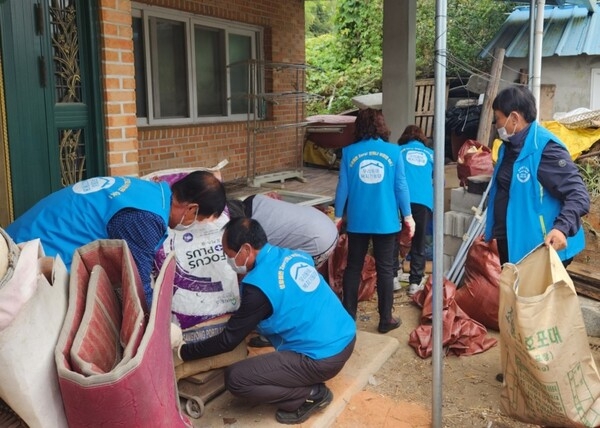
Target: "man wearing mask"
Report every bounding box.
[485,85,589,266]
[6,171,226,307]
[176,217,356,425]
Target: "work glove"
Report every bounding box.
[403,215,416,239]
[170,323,185,367]
[333,217,344,231]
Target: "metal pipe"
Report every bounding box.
[532,0,546,118]
[447,207,487,283]
[528,0,535,90]
[432,0,447,426]
[445,180,492,280]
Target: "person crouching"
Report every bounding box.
[177,217,356,424]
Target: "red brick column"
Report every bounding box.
[98,0,138,176]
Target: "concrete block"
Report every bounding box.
[443,211,474,238]
[444,164,461,189]
[444,211,455,235]
[457,212,474,237]
[443,254,455,274]
[579,295,600,338]
[444,234,464,257]
[444,187,452,214]
[450,187,483,215]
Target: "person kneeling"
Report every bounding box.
[177,218,356,424]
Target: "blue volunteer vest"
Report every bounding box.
[6,177,171,268]
[485,122,585,263]
[400,140,434,209]
[335,138,412,234]
[242,243,356,360]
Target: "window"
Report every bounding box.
[132,5,262,125]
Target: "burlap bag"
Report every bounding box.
[499,244,600,427]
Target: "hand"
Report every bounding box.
[334,217,343,231]
[170,322,184,349]
[172,344,184,367]
[170,323,185,367]
[403,215,416,239]
[544,228,567,252]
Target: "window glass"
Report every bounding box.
[152,17,189,118]
[133,6,261,124]
[132,17,147,118]
[229,34,252,115]
[195,26,225,116]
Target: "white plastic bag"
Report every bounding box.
[0,235,69,428]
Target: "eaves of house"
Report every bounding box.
[481,2,600,58]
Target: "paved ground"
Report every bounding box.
[184,330,400,427]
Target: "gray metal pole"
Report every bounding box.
[432,1,447,427]
[532,0,546,119]
[528,0,535,90]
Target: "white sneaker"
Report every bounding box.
[397,273,410,283]
[393,277,402,291]
[408,283,424,296]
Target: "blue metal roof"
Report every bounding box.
[480,3,600,58]
[507,0,596,10]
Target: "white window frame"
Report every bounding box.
[132,3,263,126]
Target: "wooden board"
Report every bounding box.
[568,261,600,301]
[402,260,433,274]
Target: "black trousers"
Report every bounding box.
[407,203,431,285]
[342,232,396,323]
[393,203,431,285]
[224,336,356,412]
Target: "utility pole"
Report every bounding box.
[477,48,505,147]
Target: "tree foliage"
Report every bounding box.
[306,0,515,115]
[417,0,514,78]
[305,0,336,37]
[306,0,383,115]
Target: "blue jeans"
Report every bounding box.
[342,232,396,323]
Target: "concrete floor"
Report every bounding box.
[183,331,400,427]
[187,163,461,427]
[181,166,398,426]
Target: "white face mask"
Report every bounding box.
[173,205,199,231]
[497,113,516,141]
[497,126,513,142]
[226,246,248,274]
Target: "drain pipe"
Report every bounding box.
[528,0,535,90]
[432,0,447,426]
[532,0,546,118]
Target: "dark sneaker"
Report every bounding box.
[275,383,333,424]
[378,317,401,334]
[248,335,272,348]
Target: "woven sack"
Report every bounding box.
[499,245,600,427]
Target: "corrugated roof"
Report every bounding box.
[480,3,600,58]
[507,0,596,10]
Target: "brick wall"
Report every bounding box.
[99,0,306,181]
[99,0,139,176]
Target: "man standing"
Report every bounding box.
[177,217,356,424]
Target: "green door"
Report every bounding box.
[0,0,104,220]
